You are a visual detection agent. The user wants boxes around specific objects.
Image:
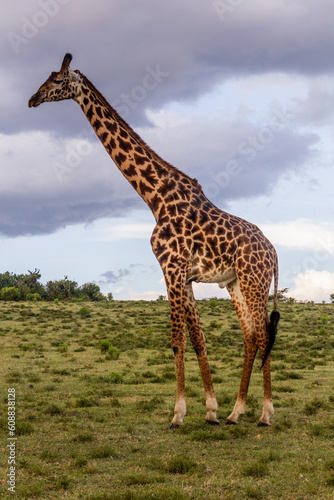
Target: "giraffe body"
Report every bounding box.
[29,54,280,427]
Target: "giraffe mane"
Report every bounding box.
[79,72,204,194]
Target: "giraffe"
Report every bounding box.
[29,53,280,428]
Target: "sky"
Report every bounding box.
[1,0,334,302]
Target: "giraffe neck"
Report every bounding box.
[74,73,204,221]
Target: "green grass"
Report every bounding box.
[1,299,334,498]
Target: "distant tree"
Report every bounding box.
[0,271,17,289]
[269,288,290,303]
[80,283,105,302]
[0,269,45,300]
[0,270,109,302]
[45,276,80,300]
[16,269,46,299]
[330,293,334,303]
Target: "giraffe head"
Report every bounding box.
[28,53,81,108]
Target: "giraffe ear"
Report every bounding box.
[68,69,80,82]
[60,53,73,73]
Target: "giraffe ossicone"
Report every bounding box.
[29,53,280,428]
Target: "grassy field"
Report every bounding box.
[1,298,334,499]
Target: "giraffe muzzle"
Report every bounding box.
[28,93,43,108]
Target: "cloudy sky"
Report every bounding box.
[1,0,334,302]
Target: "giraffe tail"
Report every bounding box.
[261,254,280,369]
[261,310,280,369]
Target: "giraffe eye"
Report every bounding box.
[54,79,62,84]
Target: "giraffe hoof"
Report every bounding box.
[206,419,220,426]
[170,423,180,429]
[257,421,270,427]
[225,419,237,425]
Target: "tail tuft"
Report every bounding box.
[261,310,280,369]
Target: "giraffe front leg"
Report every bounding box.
[170,326,187,428]
[170,342,186,429]
[184,284,219,425]
[163,270,188,428]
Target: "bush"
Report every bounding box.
[99,340,111,353]
[0,287,21,301]
[78,306,91,317]
[99,340,120,359]
[109,372,123,384]
[209,298,218,309]
[57,343,69,353]
[107,345,120,360]
[26,293,42,301]
[209,320,222,329]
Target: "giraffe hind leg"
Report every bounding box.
[228,277,275,426]
[226,279,259,425]
[257,311,280,425]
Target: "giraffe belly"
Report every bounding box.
[217,268,237,288]
[189,266,236,289]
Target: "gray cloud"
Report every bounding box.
[0,0,332,236]
[0,132,141,236]
[293,77,334,127]
[98,264,158,287]
[138,108,319,203]
[0,113,317,236]
[2,0,334,134]
[99,268,131,285]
